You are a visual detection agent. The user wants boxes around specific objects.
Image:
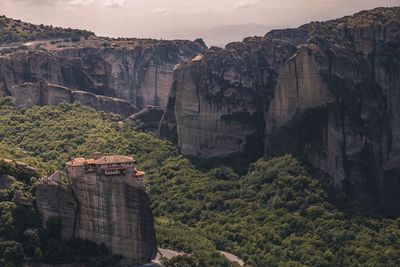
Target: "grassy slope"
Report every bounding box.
[0,102,399,266]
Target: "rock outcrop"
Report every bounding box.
[10,82,137,116]
[126,106,165,131]
[160,7,400,215]
[1,158,38,175]
[0,38,206,111]
[36,169,157,262]
[265,9,400,214]
[0,174,16,189]
[159,34,298,162]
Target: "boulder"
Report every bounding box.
[0,174,16,189]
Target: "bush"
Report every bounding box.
[0,240,24,265]
[71,36,80,42]
[45,217,62,241]
[162,255,197,267]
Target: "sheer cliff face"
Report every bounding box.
[159,38,297,162]
[160,7,400,214]
[266,10,400,213]
[36,171,157,262]
[10,82,137,116]
[164,51,267,161]
[0,39,206,113]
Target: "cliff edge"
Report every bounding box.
[36,155,157,263]
[0,36,206,114]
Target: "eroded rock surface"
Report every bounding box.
[159,25,303,161]
[36,170,157,262]
[10,82,137,116]
[0,38,206,111]
[0,174,16,189]
[126,106,165,131]
[160,7,400,214]
[159,43,280,163]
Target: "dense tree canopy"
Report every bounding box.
[0,102,399,266]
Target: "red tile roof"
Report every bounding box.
[134,171,145,177]
[67,155,135,166]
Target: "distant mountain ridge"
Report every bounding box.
[194,23,274,47]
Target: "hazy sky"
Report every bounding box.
[2,0,400,40]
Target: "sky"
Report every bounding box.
[2,0,400,43]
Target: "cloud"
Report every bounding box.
[150,8,169,14]
[147,6,227,16]
[68,0,95,5]
[6,0,95,6]
[103,0,126,7]
[234,0,259,9]
[5,0,127,7]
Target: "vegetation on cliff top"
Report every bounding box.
[0,15,93,44]
[0,102,399,266]
[344,6,400,27]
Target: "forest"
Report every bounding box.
[0,100,399,266]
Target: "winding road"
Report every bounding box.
[152,248,244,266]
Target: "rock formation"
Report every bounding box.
[159,32,299,162]
[160,7,400,215]
[1,158,38,175]
[0,174,16,189]
[126,106,165,131]
[0,38,206,112]
[10,82,137,116]
[36,159,157,262]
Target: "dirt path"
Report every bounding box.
[152,248,244,266]
[219,251,244,266]
[153,248,185,264]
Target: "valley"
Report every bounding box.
[0,101,399,266]
[0,6,400,267]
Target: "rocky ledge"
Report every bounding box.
[10,81,137,117]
